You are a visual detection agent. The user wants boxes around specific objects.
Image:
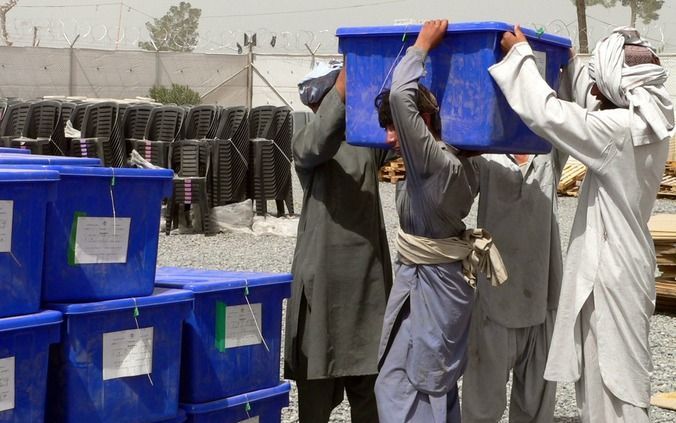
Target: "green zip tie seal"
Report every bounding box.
[536,27,545,38]
[67,211,87,266]
[133,306,140,318]
[215,301,226,352]
[245,402,251,413]
[111,175,116,187]
[244,285,249,296]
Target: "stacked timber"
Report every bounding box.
[648,214,676,313]
[379,158,405,184]
[558,158,586,197]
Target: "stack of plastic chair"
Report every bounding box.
[105,102,129,167]
[123,103,157,165]
[290,110,313,136]
[49,102,76,155]
[269,107,294,215]
[247,106,275,215]
[209,106,250,206]
[0,99,7,121]
[166,138,212,235]
[68,102,90,132]
[8,100,62,155]
[0,101,30,147]
[248,106,294,216]
[69,102,121,166]
[132,105,185,169]
[184,105,220,140]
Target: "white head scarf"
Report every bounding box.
[588,27,674,145]
[298,60,343,107]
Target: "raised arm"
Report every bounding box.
[490,26,623,172]
[292,69,347,170]
[390,20,461,185]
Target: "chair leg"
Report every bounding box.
[275,199,285,218]
[165,197,174,236]
[284,188,295,216]
[198,182,213,236]
[183,204,192,229]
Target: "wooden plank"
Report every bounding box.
[651,392,676,411]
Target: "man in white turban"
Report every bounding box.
[490,25,674,422]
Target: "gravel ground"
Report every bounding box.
[158,171,676,422]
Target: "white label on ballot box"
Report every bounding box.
[239,417,260,423]
[0,357,15,412]
[102,327,153,380]
[226,303,263,348]
[74,217,131,264]
[533,50,548,80]
[0,201,13,253]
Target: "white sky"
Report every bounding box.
[8,0,676,53]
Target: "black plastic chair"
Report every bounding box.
[248,105,276,139]
[68,102,90,132]
[166,139,213,235]
[69,102,121,166]
[184,105,220,140]
[9,100,62,155]
[145,106,185,142]
[123,104,156,140]
[247,106,294,216]
[131,106,185,168]
[48,102,76,155]
[0,102,30,147]
[129,139,171,168]
[209,106,250,206]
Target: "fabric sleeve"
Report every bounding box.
[489,42,621,172]
[292,88,345,170]
[389,47,461,186]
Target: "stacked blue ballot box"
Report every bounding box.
[0,154,196,422]
[45,289,194,423]
[337,22,572,153]
[0,310,62,422]
[155,267,292,421]
[180,382,291,423]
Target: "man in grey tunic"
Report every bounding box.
[284,63,393,422]
[492,25,674,422]
[373,20,506,422]
[462,149,567,422]
[462,57,590,422]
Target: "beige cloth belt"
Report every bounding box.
[396,228,508,288]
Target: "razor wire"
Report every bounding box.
[1,16,674,53]
[4,18,340,53]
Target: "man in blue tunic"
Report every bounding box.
[374,20,507,422]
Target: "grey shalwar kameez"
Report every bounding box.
[284,88,393,422]
[374,46,479,423]
[490,37,674,422]
[462,150,567,423]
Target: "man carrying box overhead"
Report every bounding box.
[462,148,567,422]
[284,61,394,422]
[491,25,674,422]
[373,19,507,422]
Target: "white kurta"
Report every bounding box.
[489,42,670,408]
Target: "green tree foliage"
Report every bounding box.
[571,0,617,53]
[149,84,201,106]
[139,2,201,52]
[619,0,664,26]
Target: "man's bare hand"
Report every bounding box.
[500,24,527,55]
[335,65,346,103]
[414,19,448,53]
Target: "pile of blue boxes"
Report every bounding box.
[155,267,292,422]
[0,149,292,422]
